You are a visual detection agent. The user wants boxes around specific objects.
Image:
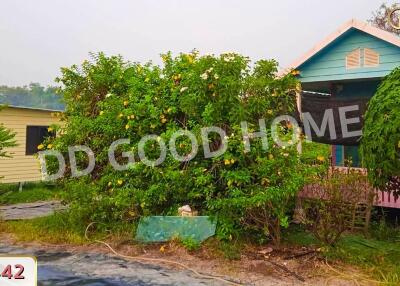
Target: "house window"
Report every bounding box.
[346,48,361,69]
[343,146,361,167]
[346,48,380,69]
[25,126,52,155]
[364,48,380,67]
[334,145,361,167]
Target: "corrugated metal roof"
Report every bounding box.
[2,105,64,112]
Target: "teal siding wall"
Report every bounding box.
[335,145,361,167]
[335,145,342,165]
[331,81,378,167]
[298,28,400,83]
[335,80,380,98]
[297,27,400,167]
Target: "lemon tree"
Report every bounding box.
[48,52,316,244]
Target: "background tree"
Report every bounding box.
[368,3,400,35]
[0,83,64,110]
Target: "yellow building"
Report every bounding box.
[0,106,61,184]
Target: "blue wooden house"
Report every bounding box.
[287,19,400,167]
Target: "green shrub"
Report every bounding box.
[0,118,16,159]
[46,52,317,244]
[370,217,400,242]
[361,67,400,193]
[0,106,17,181]
[302,168,374,245]
[180,237,201,251]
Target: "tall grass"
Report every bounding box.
[0,182,61,205]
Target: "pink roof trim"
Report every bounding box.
[284,19,400,72]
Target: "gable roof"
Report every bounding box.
[284,19,400,72]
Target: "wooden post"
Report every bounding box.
[18,182,24,192]
[296,83,302,154]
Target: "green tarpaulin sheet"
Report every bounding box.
[135,216,216,243]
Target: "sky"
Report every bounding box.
[0,0,396,86]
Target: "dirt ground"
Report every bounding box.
[0,232,376,286]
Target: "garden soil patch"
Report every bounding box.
[0,232,371,285]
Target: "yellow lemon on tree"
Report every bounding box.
[123,100,129,106]
[37,144,44,150]
[117,179,123,185]
[186,54,194,63]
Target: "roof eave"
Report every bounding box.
[1,105,64,112]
